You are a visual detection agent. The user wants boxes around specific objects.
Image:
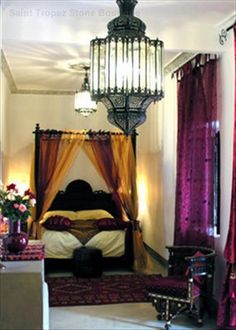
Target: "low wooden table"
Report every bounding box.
[0,240,49,330]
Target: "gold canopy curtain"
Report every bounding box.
[111,134,138,219]
[111,134,149,272]
[40,132,85,219]
[83,133,123,218]
[31,130,85,224]
[33,132,62,221]
[83,133,148,272]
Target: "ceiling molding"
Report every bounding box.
[14,89,74,95]
[2,50,199,94]
[1,50,74,95]
[1,50,17,93]
[217,12,236,29]
[164,52,197,75]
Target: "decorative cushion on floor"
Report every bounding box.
[147,275,200,299]
[73,246,103,278]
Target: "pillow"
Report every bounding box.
[40,210,78,224]
[42,215,72,231]
[96,218,128,231]
[75,209,113,220]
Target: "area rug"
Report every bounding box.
[46,273,162,307]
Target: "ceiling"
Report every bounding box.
[1,0,235,93]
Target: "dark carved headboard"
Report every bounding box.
[48,179,119,218]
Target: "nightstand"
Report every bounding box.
[0,240,49,330]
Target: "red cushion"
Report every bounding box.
[147,275,200,299]
[43,216,72,231]
[96,218,128,231]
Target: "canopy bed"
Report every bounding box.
[40,179,133,266]
[31,124,147,272]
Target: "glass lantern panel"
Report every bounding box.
[92,42,99,92]
[116,40,124,90]
[127,39,133,92]
[140,39,146,92]
[105,38,109,91]
[149,42,156,93]
[109,39,116,91]
[133,39,139,91]
[157,42,164,92]
[99,41,106,92]
[146,42,151,92]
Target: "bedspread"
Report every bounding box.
[68,219,99,245]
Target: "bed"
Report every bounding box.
[40,179,133,268]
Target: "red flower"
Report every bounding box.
[24,189,36,200]
[6,183,18,192]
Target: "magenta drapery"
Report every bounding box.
[217,25,236,330]
[174,54,218,248]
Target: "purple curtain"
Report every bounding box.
[217,25,236,330]
[174,54,218,248]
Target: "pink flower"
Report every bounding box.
[18,204,27,213]
[13,203,19,209]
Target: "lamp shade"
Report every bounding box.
[74,66,97,117]
[90,0,164,134]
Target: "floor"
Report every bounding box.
[48,256,217,330]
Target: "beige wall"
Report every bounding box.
[6,94,115,191]
[0,68,11,183]
[137,74,177,260]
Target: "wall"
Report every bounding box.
[0,67,11,183]
[6,94,115,191]
[137,74,177,260]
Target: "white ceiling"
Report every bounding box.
[1,0,236,92]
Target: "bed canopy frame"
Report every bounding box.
[32,123,148,272]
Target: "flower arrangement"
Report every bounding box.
[0,183,36,223]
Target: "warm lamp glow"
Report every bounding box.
[74,66,97,117]
[7,173,29,194]
[74,90,96,117]
[137,174,149,218]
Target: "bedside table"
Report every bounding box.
[0,240,49,330]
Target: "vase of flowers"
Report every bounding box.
[0,183,36,253]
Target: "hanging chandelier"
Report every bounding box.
[74,66,97,117]
[90,0,164,135]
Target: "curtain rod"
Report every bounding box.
[32,124,137,137]
[226,22,235,32]
[171,53,217,79]
[219,21,235,45]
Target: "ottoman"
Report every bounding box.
[73,246,103,277]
